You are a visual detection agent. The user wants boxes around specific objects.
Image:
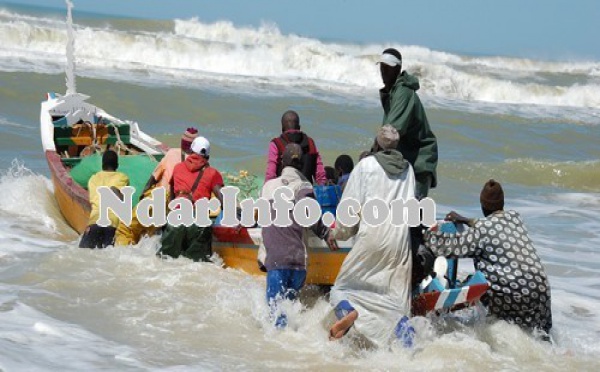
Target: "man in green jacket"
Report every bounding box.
[378,48,438,199]
[378,48,438,288]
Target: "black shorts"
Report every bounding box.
[79,224,116,249]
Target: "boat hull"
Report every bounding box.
[46,150,90,234]
[41,92,486,315]
[412,272,489,316]
[212,226,348,285]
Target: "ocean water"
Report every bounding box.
[1,3,600,371]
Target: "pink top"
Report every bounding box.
[264,133,327,185]
[152,148,184,188]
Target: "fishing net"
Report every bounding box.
[221,170,261,202]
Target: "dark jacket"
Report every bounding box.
[380,71,438,187]
[272,131,318,182]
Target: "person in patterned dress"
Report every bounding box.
[424,179,552,337]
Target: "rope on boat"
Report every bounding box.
[82,120,101,156]
[91,121,97,147]
[106,122,157,162]
[107,122,130,154]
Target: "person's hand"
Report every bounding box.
[445,211,468,224]
[326,230,339,251]
[110,186,124,201]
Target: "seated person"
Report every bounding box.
[425,179,552,338]
[334,154,354,191]
[324,166,338,185]
[79,150,129,249]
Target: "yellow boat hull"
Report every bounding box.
[212,226,348,285]
[46,150,348,285]
[47,150,90,234]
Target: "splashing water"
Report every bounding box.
[0,159,77,241]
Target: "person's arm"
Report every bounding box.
[110,186,124,201]
[264,141,278,183]
[120,174,130,187]
[386,88,414,136]
[111,174,129,201]
[169,173,176,202]
[212,184,224,206]
[87,175,99,211]
[314,152,327,186]
[444,211,476,227]
[140,175,158,200]
[414,122,438,188]
[334,219,359,241]
[424,222,482,258]
[211,171,225,206]
[298,188,338,251]
[295,188,328,237]
[332,163,362,241]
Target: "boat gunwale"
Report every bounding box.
[46,149,91,211]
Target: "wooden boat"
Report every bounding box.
[212,225,351,285]
[40,92,487,312]
[39,91,350,285]
[40,93,487,305]
[42,2,486,311]
[412,270,489,316]
[213,225,489,312]
[40,92,167,234]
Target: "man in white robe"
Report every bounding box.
[329,125,416,347]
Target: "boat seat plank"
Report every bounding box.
[55,135,131,146]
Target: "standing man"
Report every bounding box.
[265,110,327,185]
[329,125,415,347]
[378,48,438,200]
[261,143,338,328]
[80,150,129,249]
[378,48,439,286]
[115,127,199,246]
[157,136,224,262]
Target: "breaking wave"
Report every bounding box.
[0,159,77,241]
[1,9,600,112]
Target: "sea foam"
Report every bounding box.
[0,10,599,113]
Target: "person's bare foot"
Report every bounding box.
[329,310,358,340]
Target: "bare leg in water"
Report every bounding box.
[329,310,358,340]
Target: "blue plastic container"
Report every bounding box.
[313,184,341,216]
